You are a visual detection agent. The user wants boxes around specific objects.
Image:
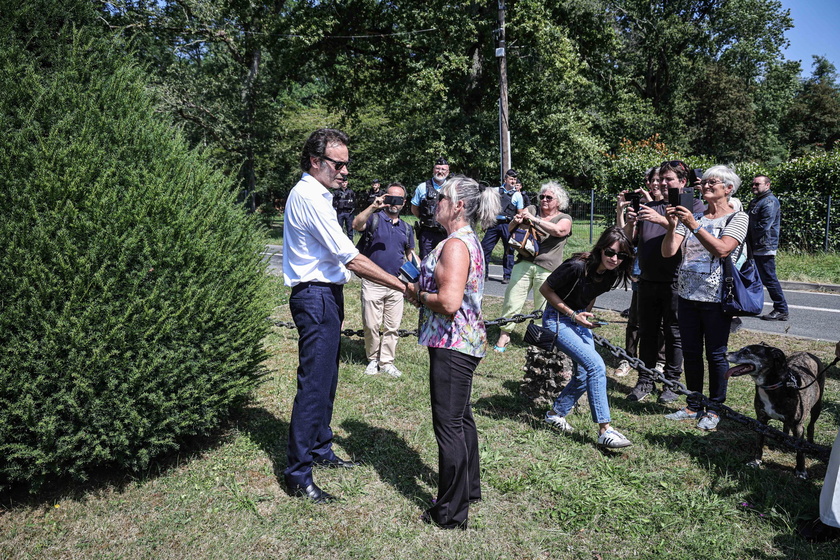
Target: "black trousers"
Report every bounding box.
[426,347,482,529]
[637,279,682,384]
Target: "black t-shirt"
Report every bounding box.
[544,258,617,311]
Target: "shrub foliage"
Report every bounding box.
[0,18,274,487]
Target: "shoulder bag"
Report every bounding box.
[719,212,764,316]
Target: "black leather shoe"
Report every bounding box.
[313,456,360,468]
[287,482,337,504]
[761,310,789,321]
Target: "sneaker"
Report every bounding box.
[760,310,789,321]
[501,277,510,284]
[696,412,720,431]
[614,360,632,377]
[627,382,653,402]
[381,363,402,378]
[654,362,665,374]
[364,360,379,376]
[544,411,574,433]
[598,428,632,449]
[658,388,679,403]
[664,407,701,420]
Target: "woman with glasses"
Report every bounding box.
[408,176,500,530]
[493,182,572,352]
[661,165,748,431]
[538,226,635,449]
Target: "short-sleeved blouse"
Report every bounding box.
[675,211,749,302]
[418,226,487,357]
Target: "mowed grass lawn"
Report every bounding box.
[2,276,839,559]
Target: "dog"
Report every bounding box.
[726,343,824,479]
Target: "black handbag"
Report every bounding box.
[523,320,559,352]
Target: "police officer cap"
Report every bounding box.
[372,179,381,185]
[505,169,518,178]
[435,157,449,166]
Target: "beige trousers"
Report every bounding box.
[361,277,405,365]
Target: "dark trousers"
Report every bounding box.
[678,297,732,405]
[625,289,640,358]
[336,211,354,241]
[481,222,514,279]
[284,283,344,487]
[427,347,482,529]
[637,280,681,384]
[754,255,788,313]
[418,228,447,260]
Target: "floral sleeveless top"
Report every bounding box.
[418,226,487,357]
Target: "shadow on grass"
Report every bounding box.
[236,406,289,488]
[0,422,234,511]
[336,419,435,507]
[473,380,534,421]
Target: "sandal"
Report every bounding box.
[493,345,507,353]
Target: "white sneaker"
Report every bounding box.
[381,363,402,378]
[364,360,379,375]
[614,360,631,377]
[598,428,632,449]
[654,362,665,374]
[544,411,574,433]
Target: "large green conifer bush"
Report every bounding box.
[0,14,274,488]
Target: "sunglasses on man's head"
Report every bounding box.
[603,248,630,260]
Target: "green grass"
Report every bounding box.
[2,278,839,559]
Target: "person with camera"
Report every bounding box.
[661,165,748,431]
[405,176,499,530]
[481,169,525,284]
[411,157,451,259]
[353,182,416,378]
[622,161,705,403]
[493,181,572,352]
[538,226,635,449]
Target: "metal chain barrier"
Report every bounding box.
[272,310,832,461]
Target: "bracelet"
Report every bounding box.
[691,225,702,235]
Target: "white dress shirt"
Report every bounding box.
[283,173,360,286]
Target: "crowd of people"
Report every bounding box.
[283,128,835,535]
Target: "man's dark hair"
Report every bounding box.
[658,160,688,182]
[505,169,518,178]
[754,174,771,186]
[435,157,449,166]
[299,128,349,173]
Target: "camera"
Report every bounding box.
[383,195,404,206]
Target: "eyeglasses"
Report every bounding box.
[438,193,449,202]
[321,155,351,171]
[700,178,724,187]
[539,195,554,200]
[751,182,764,186]
[603,248,630,260]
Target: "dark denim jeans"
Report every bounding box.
[754,255,788,314]
[481,222,514,279]
[678,297,732,405]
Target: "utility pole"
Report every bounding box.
[495,0,510,182]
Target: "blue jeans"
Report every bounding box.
[754,255,788,313]
[678,298,731,405]
[543,308,611,424]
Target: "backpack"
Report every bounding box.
[355,213,414,257]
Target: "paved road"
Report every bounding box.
[264,245,840,342]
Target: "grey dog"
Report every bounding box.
[726,343,824,479]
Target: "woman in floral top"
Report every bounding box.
[409,175,500,530]
[662,165,748,431]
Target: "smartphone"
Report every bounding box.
[669,187,695,209]
[383,195,404,206]
[590,319,609,327]
[398,260,420,283]
[627,192,641,212]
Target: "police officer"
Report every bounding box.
[410,157,450,259]
[481,169,524,283]
[332,177,356,240]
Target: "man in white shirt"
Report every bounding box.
[282,128,408,504]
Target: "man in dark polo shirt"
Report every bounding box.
[623,160,705,403]
[353,182,415,378]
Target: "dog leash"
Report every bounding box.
[760,356,839,392]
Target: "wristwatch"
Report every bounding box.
[691,225,702,235]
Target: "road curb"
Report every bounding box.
[780,280,840,294]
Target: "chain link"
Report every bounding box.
[272,312,832,461]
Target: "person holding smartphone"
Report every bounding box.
[353,183,416,378]
[538,226,635,449]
